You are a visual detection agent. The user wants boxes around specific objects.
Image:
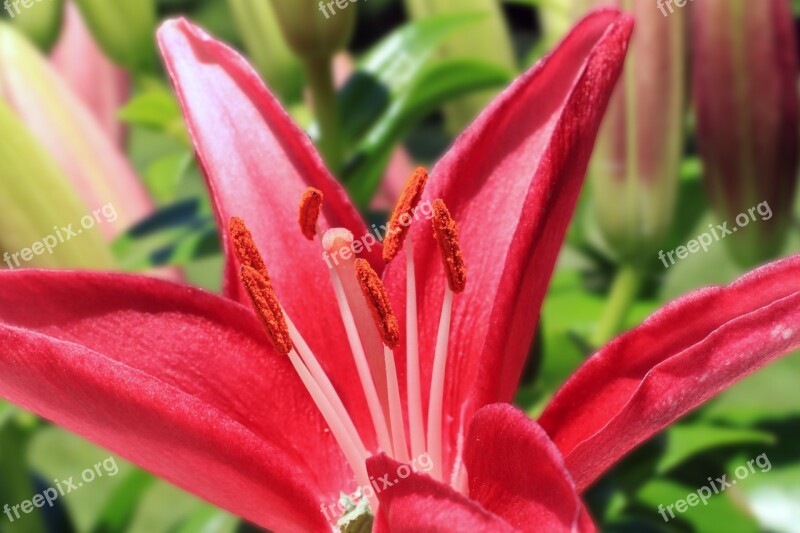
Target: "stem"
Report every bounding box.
[304,55,342,174]
[0,416,46,533]
[591,264,642,348]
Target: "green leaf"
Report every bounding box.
[29,427,131,533]
[728,456,800,531]
[112,199,219,270]
[331,12,487,146]
[655,424,775,475]
[0,419,46,533]
[342,57,511,207]
[404,0,517,132]
[117,83,189,144]
[173,505,239,533]
[143,152,194,204]
[634,479,759,532]
[89,469,156,533]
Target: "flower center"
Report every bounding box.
[232,168,467,518]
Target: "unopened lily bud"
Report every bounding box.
[589,0,686,264]
[269,0,355,60]
[0,21,153,239]
[0,100,114,269]
[2,0,64,51]
[227,0,304,102]
[71,0,157,71]
[692,0,799,266]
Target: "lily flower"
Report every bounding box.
[0,9,632,531]
[1,9,799,533]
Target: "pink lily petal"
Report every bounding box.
[366,454,516,533]
[51,2,130,146]
[465,404,594,532]
[539,254,800,491]
[382,9,634,478]
[157,19,382,441]
[0,270,353,532]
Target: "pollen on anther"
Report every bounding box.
[382,167,429,263]
[240,265,293,355]
[229,218,270,282]
[354,259,400,348]
[432,199,466,293]
[298,188,323,240]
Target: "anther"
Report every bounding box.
[229,218,270,282]
[382,167,429,262]
[431,200,467,293]
[354,259,400,348]
[298,188,323,240]
[240,265,293,355]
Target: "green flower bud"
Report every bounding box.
[589,0,686,264]
[269,0,355,59]
[227,0,304,102]
[72,0,157,71]
[1,0,65,51]
[692,0,799,266]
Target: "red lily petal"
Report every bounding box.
[539,255,800,491]
[366,454,516,533]
[156,19,379,443]
[382,9,633,478]
[157,18,379,300]
[0,270,354,532]
[465,404,594,532]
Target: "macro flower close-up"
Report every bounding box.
[0,1,799,532]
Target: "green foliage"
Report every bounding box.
[323,13,513,206]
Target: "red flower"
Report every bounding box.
[1,9,799,533]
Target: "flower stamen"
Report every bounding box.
[298,187,323,240]
[427,199,466,482]
[354,259,399,348]
[405,236,425,460]
[382,167,429,263]
[238,231,372,500]
[432,199,467,294]
[353,258,409,462]
[229,217,270,282]
[240,265,292,355]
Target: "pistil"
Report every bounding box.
[327,253,394,455]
